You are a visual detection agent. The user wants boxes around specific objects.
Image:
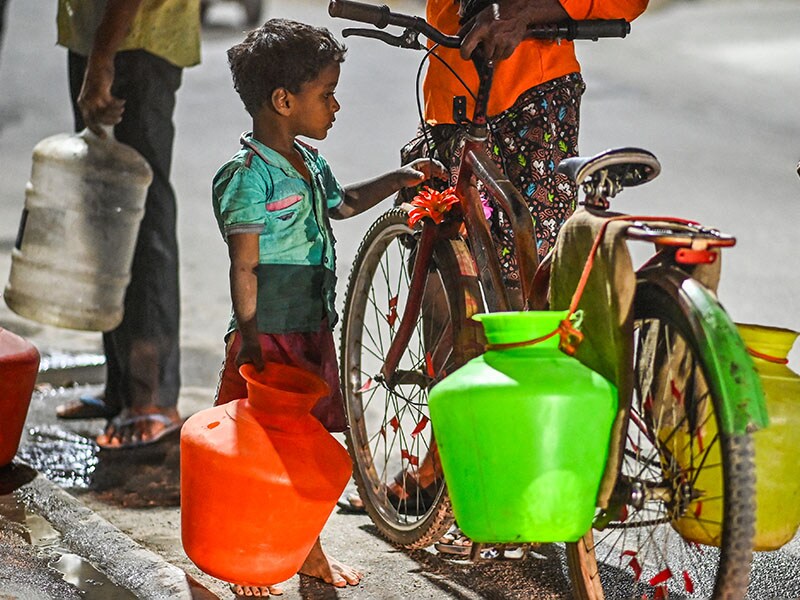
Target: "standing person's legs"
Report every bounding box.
[64,50,183,446]
[489,73,586,277]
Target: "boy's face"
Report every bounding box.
[288,62,341,140]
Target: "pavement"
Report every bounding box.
[2,0,800,598]
[1,379,576,600]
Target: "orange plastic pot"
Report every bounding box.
[0,327,40,467]
[181,362,352,585]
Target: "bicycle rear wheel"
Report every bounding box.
[340,208,485,548]
[567,276,757,599]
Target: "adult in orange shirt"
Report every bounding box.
[404,0,649,556]
[343,0,649,553]
[406,0,648,288]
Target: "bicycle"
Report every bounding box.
[330,1,768,598]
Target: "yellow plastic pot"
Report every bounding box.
[671,323,800,550]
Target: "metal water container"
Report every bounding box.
[4,129,151,331]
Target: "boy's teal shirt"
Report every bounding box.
[212,133,344,334]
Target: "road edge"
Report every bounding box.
[15,463,205,600]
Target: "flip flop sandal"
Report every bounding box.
[336,494,367,514]
[435,525,473,556]
[337,473,438,516]
[97,413,184,450]
[478,545,529,560]
[434,540,473,556]
[56,395,117,420]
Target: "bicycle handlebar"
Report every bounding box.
[328,0,630,46]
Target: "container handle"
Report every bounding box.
[82,124,115,141]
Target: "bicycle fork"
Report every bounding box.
[379,223,437,386]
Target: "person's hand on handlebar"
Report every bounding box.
[397,158,448,188]
[459,0,569,61]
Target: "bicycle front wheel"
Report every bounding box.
[340,208,485,548]
[568,275,758,599]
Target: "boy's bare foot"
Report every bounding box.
[298,539,363,587]
[229,583,284,597]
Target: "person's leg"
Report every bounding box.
[68,50,183,445]
[489,73,586,273]
[217,331,361,591]
[108,49,182,414]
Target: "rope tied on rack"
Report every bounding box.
[486,214,701,356]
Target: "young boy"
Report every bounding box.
[212,19,446,597]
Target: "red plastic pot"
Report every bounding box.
[0,327,40,467]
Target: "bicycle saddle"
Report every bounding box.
[557,147,661,208]
[558,147,660,187]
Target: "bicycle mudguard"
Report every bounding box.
[637,266,769,435]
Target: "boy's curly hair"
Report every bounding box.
[227,19,346,116]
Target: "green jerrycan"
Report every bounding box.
[428,311,618,543]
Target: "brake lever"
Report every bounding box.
[341,27,424,50]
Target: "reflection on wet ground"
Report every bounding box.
[18,386,181,508]
[0,467,138,600]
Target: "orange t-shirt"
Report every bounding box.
[423,0,648,123]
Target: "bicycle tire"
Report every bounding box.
[567,275,757,599]
[340,208,485,548]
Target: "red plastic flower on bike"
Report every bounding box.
[407,186,459,227]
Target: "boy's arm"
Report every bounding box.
[331,158,447,220]
[79,0,145,136]
[227,233,264,371]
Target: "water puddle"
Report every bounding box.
[0,494,137,599]
[19,426,98,489]
[19,424,180,507]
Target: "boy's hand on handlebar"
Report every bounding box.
[398,158,448,188]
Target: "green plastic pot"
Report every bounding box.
[428,310,618,543]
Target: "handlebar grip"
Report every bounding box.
[568,19,630,39]
[329,1,391,28]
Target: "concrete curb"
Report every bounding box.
[14,465,201,600]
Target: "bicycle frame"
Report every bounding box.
[334,5,768,596]
[380,52,545,384]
